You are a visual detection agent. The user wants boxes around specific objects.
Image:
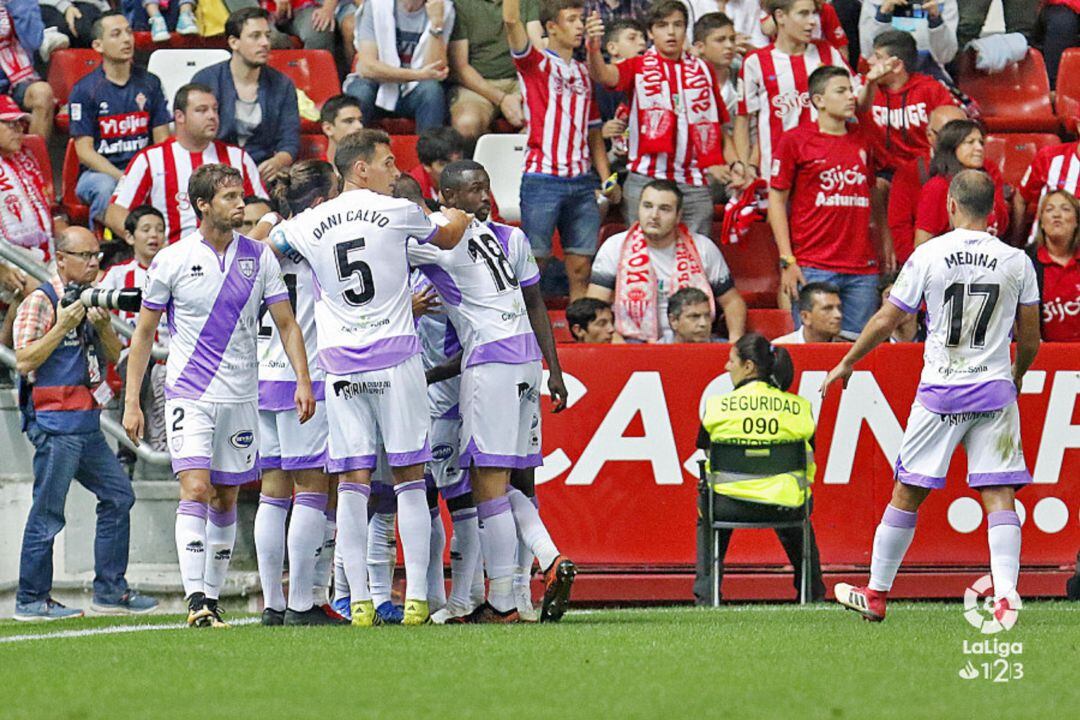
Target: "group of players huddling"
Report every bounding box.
[122,128,576,627]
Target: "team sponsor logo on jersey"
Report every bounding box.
[238,258,255,278]
[771,90,809,118]
[190,265,204,278]
[177,191,191,211]
[517,382,538,402]
[230,430,255,449]
[871,102,930,131]
[1043,293,1080,324]
[332,379,390,399]
[432,443,455,461]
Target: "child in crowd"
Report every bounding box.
[409,127,466,203]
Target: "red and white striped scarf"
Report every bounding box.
[0,149,52,263]
[0,5,38,89]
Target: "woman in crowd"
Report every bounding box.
[1027,189,1080,342]
[913,119,1009,247]
[693,332,824,605]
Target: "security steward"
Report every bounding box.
[12,227,157,621]
[693,332,825,604]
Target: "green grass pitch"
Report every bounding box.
[2,603,1078,719]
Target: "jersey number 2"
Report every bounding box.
[942,282,1000,348]
[335,238,376,306]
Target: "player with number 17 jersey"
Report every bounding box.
[269,188,441,472]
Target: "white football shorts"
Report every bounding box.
[258,402,328,472]
[459,360,542,470]
[165,398,260,485]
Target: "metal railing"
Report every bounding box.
[0,243,169,362]
[0,314,172,467]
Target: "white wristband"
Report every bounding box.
[259,211,283,228]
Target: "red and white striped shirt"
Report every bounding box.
[110,138,267,245]
[98,258,171,359]
[738,41,858,178]
[1019,142,1080,243]
[513,44,600,178]
[614,54,730,186]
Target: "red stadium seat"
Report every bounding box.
[299,133,329,161]
[266,50,341,132]
[956,49,1059,133]
[389,135,420,172]
[598,222,627,247]
[745,308,794,340]
[1054,47,1080,134]
[714,222,780,309]
[61,140,91,226]
[549,310,573,343]
[984,133,1062,188]
[47,49,102,133]
[377,118,416,135]
[21,135,55,208]
[133,32,230,52]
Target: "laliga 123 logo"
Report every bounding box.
[963,574,1021,634]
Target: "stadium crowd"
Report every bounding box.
[2,0,1080,622]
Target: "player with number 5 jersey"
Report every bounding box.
[822,170,1041,626]
[268,129,472,628]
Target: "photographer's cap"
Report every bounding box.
[0,95,30,124]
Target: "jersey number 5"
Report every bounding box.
[942,282,1000,348]
[335,238,376,306]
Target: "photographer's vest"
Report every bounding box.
[702,380,817,508]
[18,283,106,434]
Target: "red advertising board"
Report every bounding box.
[532,344,1080,593]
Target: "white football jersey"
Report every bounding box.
[143,230,288,403]
[888,228,1039,413]
[257,255,325,411]
[270,189,439,375]
[407,220,541,368]
[412,271,461,420]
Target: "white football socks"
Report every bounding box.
[868,505,918,592]
[175,501,208,599]
[428,506,447,610]
[987,510,1022,602]
[254,495,290,611]
[477,496,517,613]
[448,508,481,611]
[287,492,327,612]
[395,480,432,602]
[367,511,396,606]
[312,509,336,604]
[204,506,237,601]
[337,483,371,602]
[508,487,559,570]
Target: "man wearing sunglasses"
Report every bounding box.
[11,226,158,622]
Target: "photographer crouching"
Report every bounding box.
[11,227,157,621]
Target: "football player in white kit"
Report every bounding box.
[268,129,472,626]
[409,160,575,623]
[822,171,1041,624]
[123,164,316,628]
[251,161,347,626]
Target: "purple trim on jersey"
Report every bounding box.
[894,459,946,489]
[881,504,918,529]
[311,270,323,301]
[265,292,290,307]
[327,454,378,473]
[165,299,176,336]
[419,223,439,245]
[282,449,329,471]
[970,471,1032,488]
[887,295,917,314]
[338,482,371,497]
[260,455,283,471]
[460,437,543,470]
[476,495,512,520]
[393,479,426,495]
[439,471,472,500]
[444,320,462,357]
[417,263,462,306]
[259,494,292,509]
[1019,299,1040,306]
[916,380,1016,414]
[172,455,211,473]
[168,238,261,400]
[488,222,515,255]
[319,335,421,375]
[466,334,542,368]
[209,506,238,527]
[520,272,540,288]
[295,492,329,512]
[177,500,209,519]
[258,380,326,411]
[143,300,167,311]
[387,439,433,467]
[439,403,460,420]
[451,508,478,521]
[987,510,1021,528]
[210,465,260,486]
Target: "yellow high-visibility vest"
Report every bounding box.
[702,379,817,508]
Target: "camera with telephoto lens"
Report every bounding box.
[61,283,143,313]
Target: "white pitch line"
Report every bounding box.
[0,617,259,644]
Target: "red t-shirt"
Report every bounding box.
[915,163,1010,239]
[887,153,931,265]
[770,122,877,274]
[1036,245,1080,342]
[869,73,956,172]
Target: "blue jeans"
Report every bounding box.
[17,424,135,605]
[795,267,880,336]
[343,76,446,132]
[520,173,602,258]
[75,171,119,228]
[122,0,180,31]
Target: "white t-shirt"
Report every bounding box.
[888,228,1039,414]
[590,231,735,344]
[143,230,288,403]
[412,270,462,420]
[408,220,541,368]
[270,188,440,375]
[257,255,325,411]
